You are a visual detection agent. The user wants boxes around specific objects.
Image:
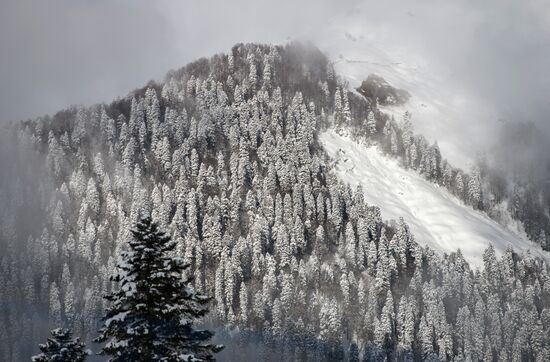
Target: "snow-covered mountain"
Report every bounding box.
[321,129,548,268]
[309,6,499,169]
[2,42,550,361]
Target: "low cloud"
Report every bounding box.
[1,0,549,168]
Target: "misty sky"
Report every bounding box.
[1,0,550,138]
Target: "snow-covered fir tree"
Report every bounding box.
[95,216,223,361]
[32,328,89,362]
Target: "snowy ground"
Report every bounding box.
[320,130,548,269]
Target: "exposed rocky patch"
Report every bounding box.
[357,74,410,106]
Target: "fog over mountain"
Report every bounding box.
[2,0,550,179]
[0,0,349,122]
[2,0,550,127]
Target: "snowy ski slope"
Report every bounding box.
[320,130,548,269]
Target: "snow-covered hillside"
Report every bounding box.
[309,7,499,169]
[321,129,548,269]
[309,7,550,267]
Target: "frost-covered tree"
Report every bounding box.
[32,328,89,362]
[468,165,482,208]
[95,217,223,361]
[366,110,377,137]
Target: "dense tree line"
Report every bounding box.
[1,42,549,361]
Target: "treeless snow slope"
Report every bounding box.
[308,6,499,169]
[320,129,548,269]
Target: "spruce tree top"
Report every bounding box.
[95,216,223,361]
[32,328,89,362]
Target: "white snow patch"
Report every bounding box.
[321,129,548,269]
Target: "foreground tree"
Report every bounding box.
[32,328,89,362]
[95,216,223,361]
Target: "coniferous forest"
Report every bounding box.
[1,43,550,361]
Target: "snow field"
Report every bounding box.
[321,130,548,269]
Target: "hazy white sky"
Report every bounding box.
[1,0,549,134]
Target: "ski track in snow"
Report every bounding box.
[320,130,549,269]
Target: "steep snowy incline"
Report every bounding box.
[307,5,499,169]
[320,130,548,269]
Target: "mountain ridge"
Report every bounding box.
[1,42,549,361]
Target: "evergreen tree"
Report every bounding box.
[468,165,482,208]
[32,328,89,362]
[95,216,223,361]
[366,110,377,137]
[349,342,359,362]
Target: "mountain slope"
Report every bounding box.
[310,7,498,169]
[2,42,550,361]
[321,129,548,268]
[309,11,550,254]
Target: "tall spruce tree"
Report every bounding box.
[32,328,89,362]
[95,216,223,361]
